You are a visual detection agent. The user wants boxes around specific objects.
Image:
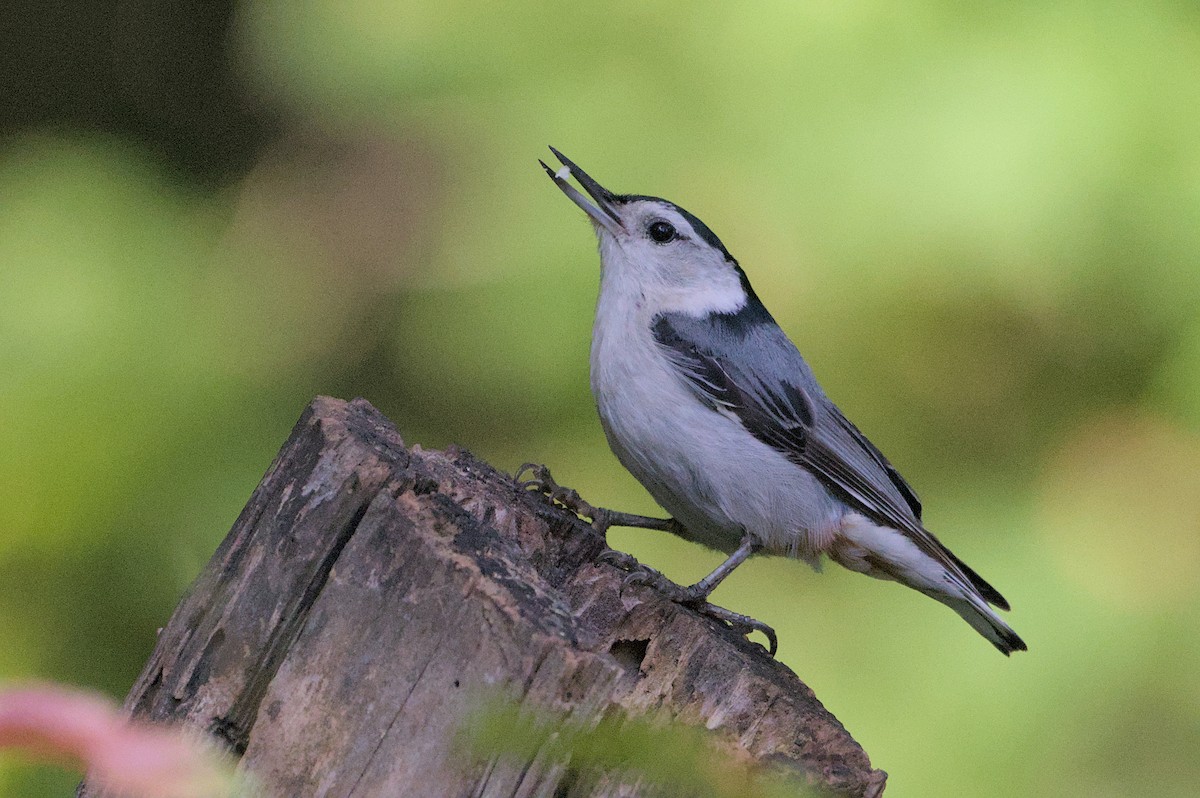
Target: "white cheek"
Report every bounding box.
[658,255,746,316]
[694,276,744,313]
[596,235,747,317]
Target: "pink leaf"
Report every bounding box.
[0,683,243,797]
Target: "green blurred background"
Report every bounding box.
[3,1,1199,795]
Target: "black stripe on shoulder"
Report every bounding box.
[654,296,775,347]
[717,291,775,334]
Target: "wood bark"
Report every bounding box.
[78,397,887,797]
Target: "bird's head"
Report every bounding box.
[542,147,752,316]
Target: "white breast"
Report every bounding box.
[588,268,845,561]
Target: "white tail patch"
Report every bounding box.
[832,513,951,594]
[832,513,1025,654]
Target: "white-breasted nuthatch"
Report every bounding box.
[527,147,1026,657]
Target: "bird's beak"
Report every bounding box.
[540,147,624,234]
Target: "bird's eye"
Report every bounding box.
[647,220,677,243]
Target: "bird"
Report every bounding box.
[526,146,1026,657]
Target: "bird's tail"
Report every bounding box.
[938,592,1027,656]
[832,515,1026,655]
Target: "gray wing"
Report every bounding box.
[652,309,1009,609]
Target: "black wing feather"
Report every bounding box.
[825,406,922,520]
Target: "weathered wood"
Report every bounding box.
[79,397,887,797]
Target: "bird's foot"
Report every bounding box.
[598,549,778,656]
[517,462,601,520]
[696,604,778,657]
[599,549,710,603]
[516,463,679,536]
[619,561,708,603]
[596,547,642,572]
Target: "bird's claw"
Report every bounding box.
[596,550,683,599]
[516,463,601,522]
[620,567,669,595]
[620,568,704,604]
[707,607,778,656]
[597,548,640,570]
[515,462,556,495]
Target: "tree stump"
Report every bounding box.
[78,397,887,797]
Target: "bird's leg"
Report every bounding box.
[516,463,682,536]
[517,463,681,589]
[622,534,758,602]
[516,462,683,570]
[621,533,778,655]
[518,465,776,654]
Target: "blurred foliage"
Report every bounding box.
[2,1,1199,795]
[461,696,814,798]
